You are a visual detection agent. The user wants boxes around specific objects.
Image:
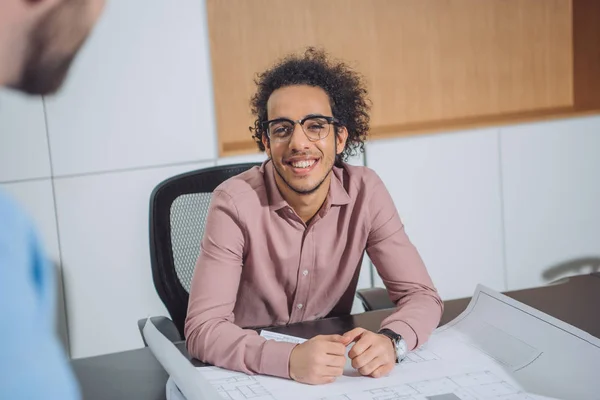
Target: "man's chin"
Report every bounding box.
[289,184,319,195]
[15,57,73,95]
[281,174,319,195]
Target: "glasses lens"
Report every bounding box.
[302,117,330,140]
[268,120,294,141]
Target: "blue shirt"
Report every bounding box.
[0,190,79,399]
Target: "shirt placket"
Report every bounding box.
[289,224,315,323]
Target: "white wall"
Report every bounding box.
[500,116,600,290]
[368,129,505,300]
[2,0,600,358]
[368,118,600,299]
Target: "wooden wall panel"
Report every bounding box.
[207,0,574,156]
[573,0,600,111]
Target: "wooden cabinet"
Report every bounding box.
[206,0,600,156]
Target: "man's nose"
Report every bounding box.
[287,123,310,150]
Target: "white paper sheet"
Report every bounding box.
[166,376,186,400]
[259,330,307,344]
[150,285,598,400]
[437,285,600,399]
[142,318,221,400]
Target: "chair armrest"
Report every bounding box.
[355,287,395,311]
[137,316,182,346]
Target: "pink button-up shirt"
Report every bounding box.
[185,160,443,379]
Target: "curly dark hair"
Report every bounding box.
[250,48,371,165]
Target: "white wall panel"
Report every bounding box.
[54,162,213,358]
[501,116,600,290]
[367,129,505,300]
[0,90,51,182]
[46,0,217,176]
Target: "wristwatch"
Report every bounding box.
[378,328,408,363]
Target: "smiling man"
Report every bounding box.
[185,48,443,385]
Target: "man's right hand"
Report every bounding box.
[288,334,348,385]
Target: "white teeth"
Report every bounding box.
[291,160,315,169]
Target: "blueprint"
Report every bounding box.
[152,285,600,400]
[142,318,221,400]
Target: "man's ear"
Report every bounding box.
[19,0,61,20]
[336,126,349,155]
[23,0,58,8]
[261,133,271,158]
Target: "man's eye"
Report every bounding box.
[273,126,290,135]
[307,124,324,131]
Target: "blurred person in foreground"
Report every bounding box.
[0,0,105,398]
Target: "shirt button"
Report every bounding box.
[302,270,308,276]
[297,303,303,309]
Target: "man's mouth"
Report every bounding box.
[285,158,319,173]
[290,159,316,168]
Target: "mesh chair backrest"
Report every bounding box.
[149,163,262,338]
[170,193,212,292]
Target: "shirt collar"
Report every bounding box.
[262,159,351,211]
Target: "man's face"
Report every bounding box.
[262,85,348,196]
[11,0,105,95]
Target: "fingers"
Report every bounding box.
[370,363,394,378]
[319,334,346,343]
[342,327,366,344]
[346,331,396,377]
[348,334,374,358]
[350,348,376,370]
[290,336,348,386]
[358,357,383,376]
[323,354,346,368]
[315,340,346,356]
[312,376,336,385]
[320,365,344,377]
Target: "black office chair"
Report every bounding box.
[140,162,391,344]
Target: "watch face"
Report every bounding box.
[396,338,408,361]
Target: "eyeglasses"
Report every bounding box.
[262,115,340,143]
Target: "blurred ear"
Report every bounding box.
[23,0,59,9]
[335,126,348,155]
[13,0,61,20]
[261,134,272,158]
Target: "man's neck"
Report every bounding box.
[276,174,332,224]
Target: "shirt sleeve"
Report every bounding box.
[0,198,80,399]
[365,178,444,350]
[184,190,296,378]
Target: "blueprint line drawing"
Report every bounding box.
[160,285,600,400]
[208,374,275,400]
[318,370,538,400]
[402,347,440,364]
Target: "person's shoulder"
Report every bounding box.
[213,164,267,204]
[339,163,385,192]
[0,190,40,277]
[0,190,32,234]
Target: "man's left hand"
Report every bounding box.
[342,327,396,378]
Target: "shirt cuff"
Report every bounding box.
[380,320,418,351]
[259,340,297,379]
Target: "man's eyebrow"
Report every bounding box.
[266,117,293,123]
[266,113,329,122]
